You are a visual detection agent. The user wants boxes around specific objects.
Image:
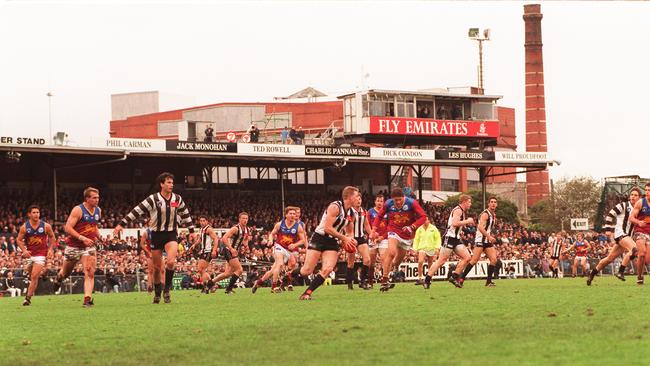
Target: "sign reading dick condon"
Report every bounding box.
[166,140,237,153]
[305,146,370,157]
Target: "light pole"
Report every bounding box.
[47,91,54,144]
[468,28,491,90]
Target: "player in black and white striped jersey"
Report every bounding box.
[549,232,565,278]
[587,187,640,285]
[114,172,195,304]
[457,196,499,287]
[189,215,219,294]
[214,212,251,294]
[345,194,374,290]
[299,186,359,300]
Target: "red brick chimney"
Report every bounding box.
[524,4,550,207]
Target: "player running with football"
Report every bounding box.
[371,187,426,292]
[298,186,358,300]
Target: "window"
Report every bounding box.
[395,95,414,117]
[441,179,459,192]
[412,166,432,191]
[416,100,434,118]
[158,121,179,136]
[391,165,408,188]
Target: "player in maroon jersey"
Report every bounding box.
[16,205,56,306]
[370,187,426,292]
[52,187,102,307]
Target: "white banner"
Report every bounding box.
[89,137,166,152]
[237,143,305,157]
[370,147,435,161]
[399,259,524,280]
[495,151,549,162]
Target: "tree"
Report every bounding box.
[553,176,602,231]
[529,198,560,232]
[529,177,602,232]
[445,189,519,224]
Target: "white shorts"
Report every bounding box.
[388,232,413,250]
[64,246,96,261]
[274,244,291,264]
[28,255,46,266]
[376,239,389,250]
[420,249,438,257]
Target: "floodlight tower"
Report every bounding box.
[468,28,491,91]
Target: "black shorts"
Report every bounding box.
[308,233,340,252]
[443,236,462,249]
[615,235,629,244]
[550,256,559,260]
[475,240,494,249]
[150,231,178,251]
[219,244,239,262]
[198,252,212,262]
[355,237,368,246]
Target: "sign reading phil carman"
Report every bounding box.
[1,136,46,145]
[305,146,371,157]
[435,150,495,161]
[166,140,237,153]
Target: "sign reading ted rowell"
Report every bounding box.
[368,117,499,138]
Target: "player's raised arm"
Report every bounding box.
[115,195,155,235]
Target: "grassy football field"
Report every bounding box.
[1,277,649,366]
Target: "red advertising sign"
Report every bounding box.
[368,117,499,138]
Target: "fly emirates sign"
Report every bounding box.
[368,117,499,138]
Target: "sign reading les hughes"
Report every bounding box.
[435,150,495,161]
[305,146,370,157]
[166,140,237,153]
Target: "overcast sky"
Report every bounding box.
[1,1,648,180]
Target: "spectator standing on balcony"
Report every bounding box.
[281,127,289,144]
[204,125,214,142]
[249,124,260,143]
[297,127,305,144]
[289,127,298,144]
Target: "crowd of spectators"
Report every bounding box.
[0,187,631,294]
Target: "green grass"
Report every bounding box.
[1,277,649,366]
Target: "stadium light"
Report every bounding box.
[468,27,491,90]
